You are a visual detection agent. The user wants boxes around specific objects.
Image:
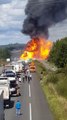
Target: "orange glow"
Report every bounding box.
[20,37,53,60]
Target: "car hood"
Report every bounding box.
[8,77,16,81]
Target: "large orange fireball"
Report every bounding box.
[20,37,53,60]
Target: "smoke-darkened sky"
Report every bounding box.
[0,0,67,45]
[22,0,67,38]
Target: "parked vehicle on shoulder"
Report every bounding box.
[0,90,5,120]
[0,77,10,107]
[1,70,19,96]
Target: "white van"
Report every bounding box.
[1,70,19,95]
[0,77,10,107]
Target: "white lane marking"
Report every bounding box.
[29,103,32,120]
[29,84,31,97]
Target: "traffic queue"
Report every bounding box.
[0,61,35,109]
[0,70,21,108]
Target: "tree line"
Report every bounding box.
[49,37,67,68]
[0,48,11,60]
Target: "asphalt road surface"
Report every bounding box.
[5,72,53,120]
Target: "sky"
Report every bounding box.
[0,0,67,45]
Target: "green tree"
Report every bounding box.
[0,48,11,59]
[49,37,67,68]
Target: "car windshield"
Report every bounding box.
[6,71,14,74]
[6,73,15,77]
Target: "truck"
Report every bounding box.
[12,62,23,73]
[1,71,19,96]
[5,62,23,73]
[0,77,10,107]
[13,60,24,73]
[4,60,24,74]
[0,90,5,120]
[3,64,16,74]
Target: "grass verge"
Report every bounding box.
[35,60,67,120]
[41,82,67,120]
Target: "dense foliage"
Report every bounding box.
[0,48,11,59]
[49,37,67,68]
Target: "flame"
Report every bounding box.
[20,37,53,60]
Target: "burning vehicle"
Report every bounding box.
[20,37,53,60]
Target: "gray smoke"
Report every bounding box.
[22,0,67,38]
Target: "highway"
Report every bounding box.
[5,72,53,120]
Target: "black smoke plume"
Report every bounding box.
[22,0,67,38]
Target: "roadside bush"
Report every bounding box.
[56,78,67,98]
[56,65,67,76]
[61,65,67,75]
[49,38,67,68]
[55,68,62,74]
[46,74,59,84]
